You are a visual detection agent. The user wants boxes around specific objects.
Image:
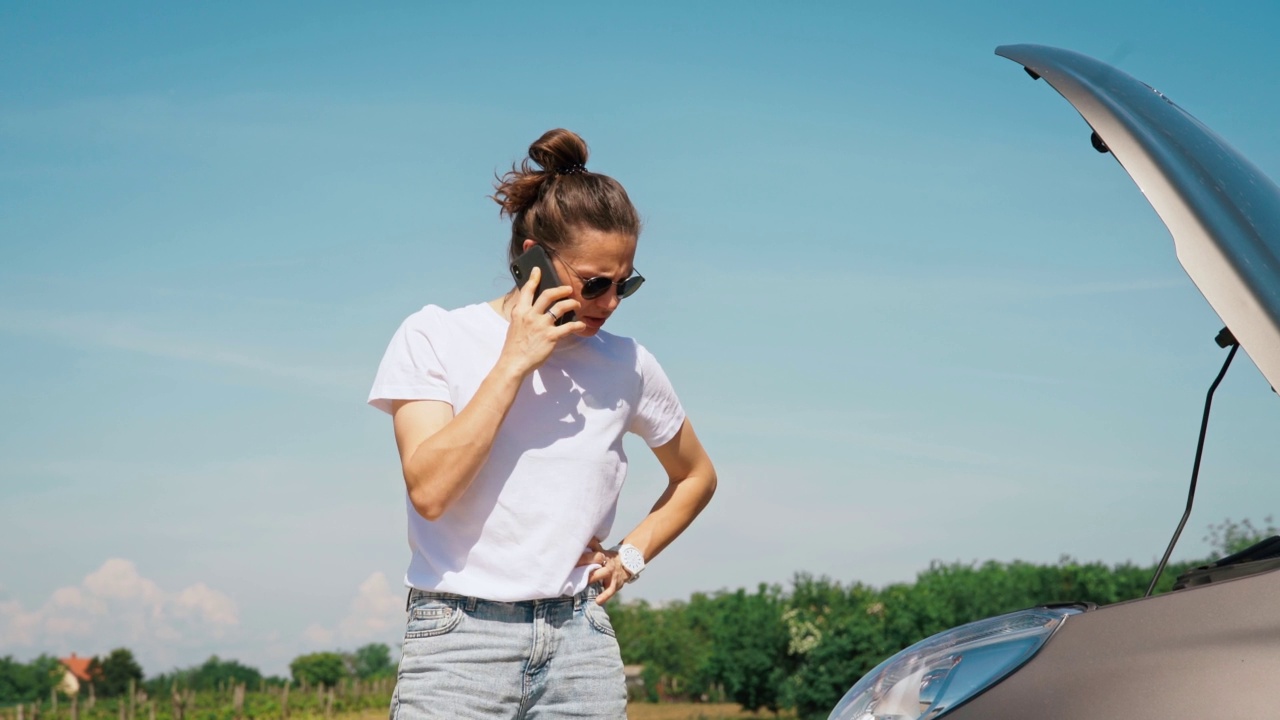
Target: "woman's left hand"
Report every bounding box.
[576,537,632,604]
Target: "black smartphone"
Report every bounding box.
[510,245,575,326]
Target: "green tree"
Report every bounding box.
[610,596,711,701]
[85,656,103,696]
[779,576,890,719]
[196,656,262,692]
[0,655,62,704]
[289,652,348,688]
[1205,516,1277,559]
[701,584,789,712]
[96,648,144,698]
[350,644,395,680]
[0,656,25,704]
[144,656,265,695]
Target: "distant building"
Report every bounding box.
[57,654,94,696]
[623,664,645,698]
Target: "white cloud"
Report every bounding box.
[83,559,166,603]
[174,584,239,629]
[302,624,334,646]
[0,559,239,659]
[301,572,403,651]
[338,573,403,641]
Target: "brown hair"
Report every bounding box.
[491,128,641,262]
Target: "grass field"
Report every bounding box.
[355,703,793,720]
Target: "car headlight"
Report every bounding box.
[828,606,1081,720]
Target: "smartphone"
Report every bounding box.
[510,245,575,326]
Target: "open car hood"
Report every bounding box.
[996,44,1280,391]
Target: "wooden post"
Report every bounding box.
[170,685,182,720]
[18,703,25,720]
[118,698,125,720]
[232,684,244,720]
[70,695,78,720]
[147,703,153,720]
[51,689,58,714]
[127,680,136,720]
[323,689,332,719]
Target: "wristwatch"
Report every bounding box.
[612,543,646,583]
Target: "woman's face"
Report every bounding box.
[524,229,638,337]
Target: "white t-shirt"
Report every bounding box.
[368,302,686,601]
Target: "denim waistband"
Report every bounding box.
[405,583,601,612]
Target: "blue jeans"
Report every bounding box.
[390,584,627,719]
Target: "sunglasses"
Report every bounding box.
[545,246,645,300]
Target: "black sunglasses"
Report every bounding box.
[545,247,645,300]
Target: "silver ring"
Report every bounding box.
[546,309,559,320]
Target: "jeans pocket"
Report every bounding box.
[583,598,616,638]
[404,597,464,639]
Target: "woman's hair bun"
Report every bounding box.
[490,128,640,262]
[529,128,589,176]
[492,129,590,218]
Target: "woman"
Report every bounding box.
[368,128,717,718]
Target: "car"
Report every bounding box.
[826,44,1280,720]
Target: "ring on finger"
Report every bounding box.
[547,309,559,321]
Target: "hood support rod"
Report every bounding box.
[1145,327,1239,597]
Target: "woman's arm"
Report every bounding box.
[586,418,717,603]
[390,367,521,520]
[392,270,582,520]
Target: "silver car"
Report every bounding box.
[828,44,1280,720]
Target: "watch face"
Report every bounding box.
[620,546,645,575]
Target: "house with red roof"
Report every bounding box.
[57,653,95,696]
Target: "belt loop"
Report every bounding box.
[573,591,581,611]
[405,588,413,612]
[466,595,477,612]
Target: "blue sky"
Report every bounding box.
[3,1,1280,677]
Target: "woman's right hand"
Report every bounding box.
[499,267,584,376]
